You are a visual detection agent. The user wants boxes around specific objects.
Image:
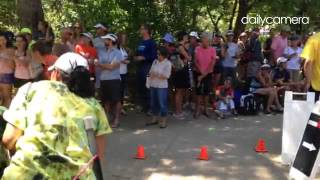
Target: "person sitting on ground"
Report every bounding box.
[1,52,111,179]
[273,57,290,89]
[147,46,172,128]
[273,57,303,92]
[214,77,237,119]
[250,64,283,114]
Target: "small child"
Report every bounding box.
[214,77,237,118]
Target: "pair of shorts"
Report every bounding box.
[214,61,223,74]
[194,72,212,96]
[14,78,31,88]
[100,80,121,103]
[172,67,190,89]
[0,73,14,84]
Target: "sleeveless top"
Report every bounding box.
[14,51,31,79]
[0,50,14,74]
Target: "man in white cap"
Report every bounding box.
[93,23,108,51]
[273,57,290,86]
[95,34,122,128]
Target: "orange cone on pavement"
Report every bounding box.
[198,146,209,160]
[255,139,268,153]
[135,145,146,159]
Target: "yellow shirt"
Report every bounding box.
[2,81,111,179]
[301,33,320,90]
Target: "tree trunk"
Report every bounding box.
[17,0,44,35]
[228,0,238,30]
[191,8,198,28]
[234,0,249,39]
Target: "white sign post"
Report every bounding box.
[289,104,320,180]
[282,91,315,165]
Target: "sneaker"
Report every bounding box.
[173,113,185,120]
[214,110,224,119]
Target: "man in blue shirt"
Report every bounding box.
[134,24,157,114]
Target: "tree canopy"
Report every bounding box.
[1,0,320,45]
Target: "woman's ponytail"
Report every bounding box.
[66,66,94,98]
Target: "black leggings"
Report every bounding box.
[120,74,128,103]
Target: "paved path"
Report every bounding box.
[102,111,290,180]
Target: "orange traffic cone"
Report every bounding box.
[135,145,146,159]
[198,146,209,160]
[255,139,268,153]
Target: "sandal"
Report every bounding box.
[214,110,224,119]
[111,122,120,128]
[159,119,167,128]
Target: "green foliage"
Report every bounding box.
[0,0,18,31]
[1,0,320,44]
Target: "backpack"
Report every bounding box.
[238,93,259,115]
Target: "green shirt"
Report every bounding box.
[2,81,111,180]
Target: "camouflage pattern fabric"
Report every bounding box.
[1,81,111,180]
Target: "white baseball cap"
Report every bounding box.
[277,57,287,65]
[48,52,89,75]
[80,32,93,40]
[94,23,107,30]
[101,33,118,42]
[189,31,200,39]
